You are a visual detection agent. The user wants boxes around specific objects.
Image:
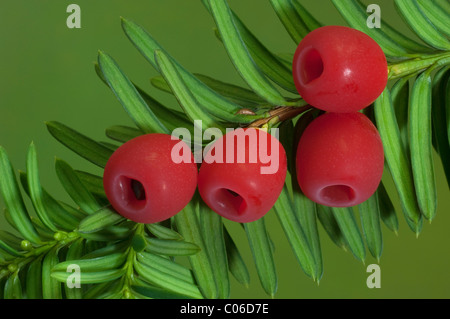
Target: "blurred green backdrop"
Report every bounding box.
[1,0,449,299]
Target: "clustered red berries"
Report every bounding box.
[103,25,387,224]
[103,129,287,224]
[293,26,386,208]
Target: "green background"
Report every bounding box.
[1,0,449,299]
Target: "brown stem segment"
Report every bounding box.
[247,105,313,128]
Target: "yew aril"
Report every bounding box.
[198,128,287,223]
[296,112,384,207]
[103,133,198,224]
[292,25,388,113]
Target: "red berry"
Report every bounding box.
[198,128,287,223]
[103,133,198,224]
[296,112,384,207]
[292,26,388,113]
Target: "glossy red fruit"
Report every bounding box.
[292,25,388,113]
[296,112,384,207]
[198,128,287,223]
[103,133,198,224]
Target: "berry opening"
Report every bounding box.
[319,185,355,206]
[299,48,324,84]
[118,176,147,210]
[216,188,247,217]
[130,179,146,201]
